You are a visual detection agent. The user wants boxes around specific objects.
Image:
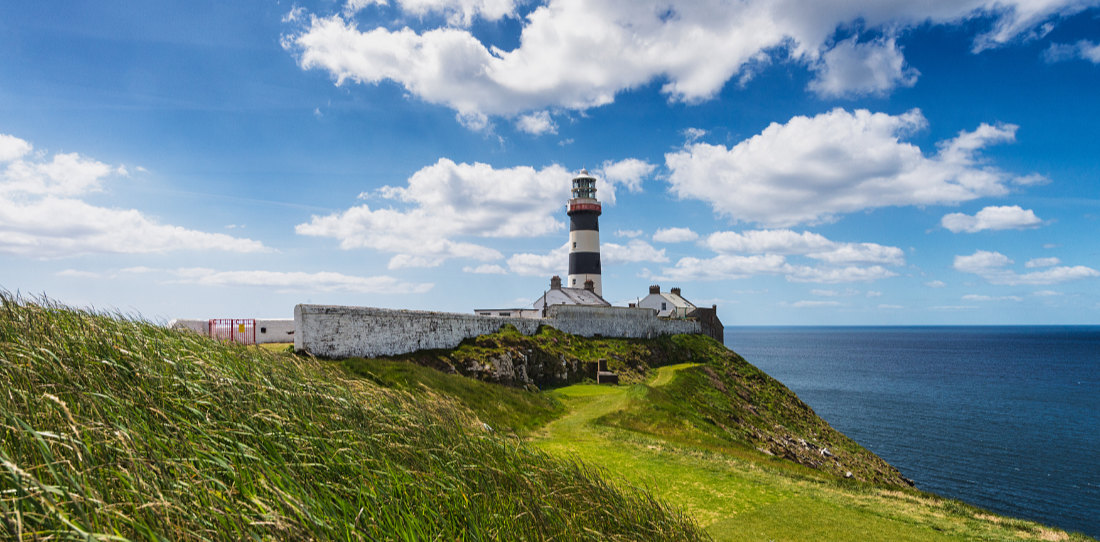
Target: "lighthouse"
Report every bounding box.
[567,169,603,297]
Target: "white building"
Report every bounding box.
[475,275,609,318]
[637,285,695,318]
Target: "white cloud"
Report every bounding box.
[866,290,882,297]
[167,268,432,294]
[925,280,946,288]
[515,111,557,135]
[598,158,655,193]
[942,205,1042,233]
[506,238,666,277]
[284,1,1088,126]
[667,109,1030,227]
[1025,257,1060,268]
[616,229,643,238]
[954,250,1100,285]
[809,37,919,98]
[704,229,904,265]
[463,264,508,274]
[792,300,842,308]
[507,243,569,277]
[1032,290,1062,297]
[0,134,33,162]
[962,294,1023,301]
[878,304,904,309]
[682,128,707,142]
[653,227,699,243]
[656,228,902,283]
[657,254,895,284]
[55,269,105,279]
[297,159,574,268]
[0,132,269,258]
[603,240,668,264]
[785,265,897,283]
[1044,40,1100,63]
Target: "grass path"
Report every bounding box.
[529,364,1061,542]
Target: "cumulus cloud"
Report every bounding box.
[506,242,571,277]
[925,280,947,288]
[515,111,557,135]
[792,300,842,308]
[463,263,508,274]
[942,205,1042,233]
[284,0,1088,126]
[1025,257,1060,268]
[655,228,903,283]
[603,240,668,263]
[704,229,904,265]
[0,132,269,258]
[297,159,574,268]
[1044,40,1100,63]
[666,109,1030,227]
[297,158,648,268]
[616,229,643,238]
[346,0,518,26]
[953,250,1099,285]
[598,158,655,193]
[166,267,433,294]
[962,294,1023,301]
[653,227,699,243]
[809,37,919,98]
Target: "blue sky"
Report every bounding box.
[1,0,1098,324]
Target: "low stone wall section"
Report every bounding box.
[295,305,540,358]
[295,304,703,358]
[544,304,700,338]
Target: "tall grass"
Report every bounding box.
[0,293,704,541]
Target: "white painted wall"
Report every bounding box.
[167,318,294,344]
[295,303,701,358]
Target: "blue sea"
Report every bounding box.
[725,326,1100,538]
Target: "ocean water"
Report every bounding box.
[725,326,1100,538]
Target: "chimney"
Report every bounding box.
[550,275,562,290]
[628,302,636,308]
[649,285,660,294]
[670,287,681,296]
[584,279,595,292]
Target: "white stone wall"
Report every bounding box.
[255,319,295,344]
[168,319,208,335]
[545,304,700,338]
[295,305,541,358]
[295,303,702,358]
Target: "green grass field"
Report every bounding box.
[343,332,1093,542]
[0,295,703,540]
[3,295,1091,541]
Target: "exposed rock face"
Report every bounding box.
[395,325,678,388]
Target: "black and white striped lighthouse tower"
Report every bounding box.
[567,169,603,296]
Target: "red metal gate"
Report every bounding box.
[208,319,256,345]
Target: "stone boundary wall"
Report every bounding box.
[295,304,703,359]
[544,304,700,338]
[295,305,541,358]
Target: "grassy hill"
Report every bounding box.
[345,327,1093,542]
[0,295,702,540]
[3,295,1090,541]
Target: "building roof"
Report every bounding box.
[653,291,694,310]
[535,287,610,308]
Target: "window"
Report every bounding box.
[661,302,667,311]
[573,242,576,248]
